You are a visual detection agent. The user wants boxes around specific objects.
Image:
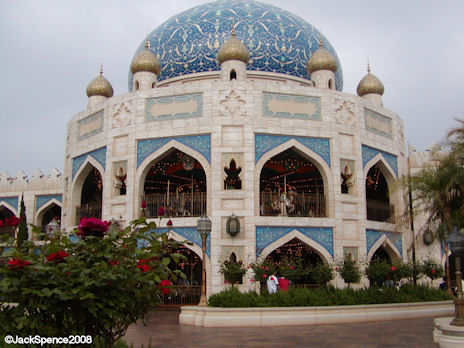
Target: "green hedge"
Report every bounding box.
[207,285,452,307]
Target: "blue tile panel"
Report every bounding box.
[256,226,333,258]
[362,145,398,177]
[72,147,107,179]
[0,196,18,211]
[262,92,321,120]
[137,134,211,168]
[366,229,402,256]
[146,93,203,121]
[35,195,62,211]
[364,109,392,139]
[255,134,330,167]
[77,110,104,141]
[141,227,210,257]
[129,0,343,91]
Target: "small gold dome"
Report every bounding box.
[357,65,384,96]
[217,28,249,64]
[307,39,337,74]
[86,66,114,98]
[130,40,161,75]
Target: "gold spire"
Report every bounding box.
[86,65,114,98]
[130,36,161,75]
[217,21,250,64]
[357,63,384,96]
[306,35,337,74]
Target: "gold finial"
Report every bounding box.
[318,33,323,48]
[100,64,103,76]
[367,56,371,73]
[231,19,236,37]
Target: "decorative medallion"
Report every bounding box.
[219,90,246,116]
[334,99,356,126]
[112,102,133,128]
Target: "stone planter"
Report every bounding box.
[180,301,453,327]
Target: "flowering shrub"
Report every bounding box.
[0,217,186,346]
[421,257,444,284]
[219,257,247,285]
[277,257,308,283]
[76,217,111,238]
[249,259,276,284]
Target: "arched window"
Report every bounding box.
[143,149,206,217]
[365,164,393,222]
[77,167,103,222]
[259,147,325,217]
[328,79,333,89]
[230,70,237,81]
[135,80,140,90]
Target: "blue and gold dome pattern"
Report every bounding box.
[128,0,343,91]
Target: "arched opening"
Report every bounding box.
[265,238,324,284]
[365,164,393,222]
[230,70,237,81]
[76,167,103,223]
[328,79,333,89]
[143,149,206,217]
[259,147,325,217]
[224,159,242,189]
[164,244,202,306]
[40,203,62,232]
[0,205,15,238]
[371,246,392,264]
[135,80,140,90]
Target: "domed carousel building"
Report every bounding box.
[0,0,443,298]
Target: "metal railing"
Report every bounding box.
[75,201,102,224]
[145,192,206,218]
[366,199,395,223]
[260,192,325,217]
[159,285,201,306]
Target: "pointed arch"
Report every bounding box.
[0,202,18,217]
[364,154,401,223]
[135,140,211,218]
[255,139,333,217]
[71,158,105,225]
[259,229,332,263]
[367,234,402,263]
[35,200,62,231]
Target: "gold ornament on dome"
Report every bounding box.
[356,64,384,96]
[217,25,250,64]
[306,37,338,74]
[86,66,114,98]
[130,40,161,75]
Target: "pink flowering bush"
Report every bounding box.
[0,217,186,346]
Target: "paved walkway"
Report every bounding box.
[124,309,439,348]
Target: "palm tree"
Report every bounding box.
[408,119,464,291]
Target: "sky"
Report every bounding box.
[0,0,463,176]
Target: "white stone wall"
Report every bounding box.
[59,67,410,294]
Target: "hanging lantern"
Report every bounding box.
[226,213,240,237]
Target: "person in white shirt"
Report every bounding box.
[266,274,279,294]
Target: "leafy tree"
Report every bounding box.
[421,257,444,286]
[249,258,276,285]
[309,262,334,285]
[336,257,361,287]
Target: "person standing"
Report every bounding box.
[267,274,279,294]
[278,276,289,292]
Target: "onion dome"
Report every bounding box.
[307,37,338,74]
[130,40,161,75]
[357,64,384,96]
[217,27,249,64]
[86,66,114,98]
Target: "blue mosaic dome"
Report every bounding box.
[128,0,343,91]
